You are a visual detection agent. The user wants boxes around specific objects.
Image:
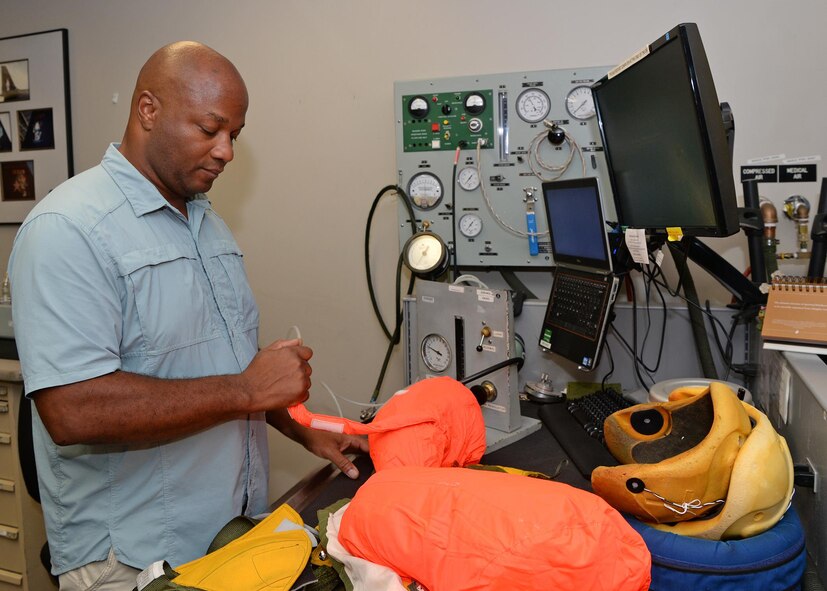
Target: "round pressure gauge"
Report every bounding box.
[402,232,450,278]
[407,172,443,210]
[457,166,480,191]
[464,92,486,115]
[421,333,452,373]
[565,85,596,120]
[516,88,551,123]
[458,213,483,238]
[408,95,430,119]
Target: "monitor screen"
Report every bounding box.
[543,177,611,272]
[592,23,739,237]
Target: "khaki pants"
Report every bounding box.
[58,548,141,591]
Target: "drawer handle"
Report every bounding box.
[0,479,13,493]
[0,385,8,398]
[0,526,19,540]
[0,402,8,413]
[0,433,9,445]
[0,567,23,585]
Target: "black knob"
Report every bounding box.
[442,104,452,115]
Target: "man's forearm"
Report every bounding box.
[34,370,252,446]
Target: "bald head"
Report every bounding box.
[131,41,246,114]
[119,41,248,212]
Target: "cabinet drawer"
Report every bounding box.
[0,481,17,527]
[0,435,12,481]
[0,524,22,572]
[0,400,9,433]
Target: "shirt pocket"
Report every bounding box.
[200,240,259,333]
[114,243,219,355]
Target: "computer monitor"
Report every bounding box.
[592,23,739,238]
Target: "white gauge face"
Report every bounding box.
[516,88,551,123]
[465,93,486,114]
[457,166,480,191]
[408,96,430,117]
[404,233,446,273]
[565,85,596,120]
[407,172,443,210]
[459,213,483,238]
[421,333,452,373]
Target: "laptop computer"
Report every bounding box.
[538,177,619,370]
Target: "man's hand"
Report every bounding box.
[242,339,313,412]
[297,428,369,479]
[267,407,369,479]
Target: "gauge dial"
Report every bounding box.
[464,92,486,115]
[565,85,596,120]
[402,232,449,277]
[408,95,430,119]
[421,333,452,373]
[516,88,551,123]
[459,213,483,238]
[457,166,480,191]
[407,172,443,210]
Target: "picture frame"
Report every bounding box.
[0,29,72,223]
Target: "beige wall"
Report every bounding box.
[2,0,825,499]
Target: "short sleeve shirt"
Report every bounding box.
[8,144,268,574]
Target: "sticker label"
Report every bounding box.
[666,227,684,242]
[746,154,785,164]
[780,164,817,182]
[624,228,649,265]
[448,285,465,293]
[608,45,650,78]
[421,295,435,303]
[477,289,495,303]
[741,166,779,183]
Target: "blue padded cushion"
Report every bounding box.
[626,506,806,591]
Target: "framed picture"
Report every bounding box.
[0,29,72,223]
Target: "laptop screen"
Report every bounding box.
[542,177,611,272]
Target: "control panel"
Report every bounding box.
[395,67,614,269]
[402,280,540,450]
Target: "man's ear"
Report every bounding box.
[135,90,159,131]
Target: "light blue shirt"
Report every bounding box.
[8,144,268,574]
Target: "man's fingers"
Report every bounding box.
[333,455,359,479]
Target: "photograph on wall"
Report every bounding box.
[0,29,72,223]
[0,112,11,152]
[18,108,54,150]
[0,59,30,103]
[1,160,35,202]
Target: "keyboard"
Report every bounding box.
[538,389,634,478]
[548,273,609,339]
[567,388,633,444]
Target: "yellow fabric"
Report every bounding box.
[172,504,311,591]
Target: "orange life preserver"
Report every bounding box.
[288,377,487,471]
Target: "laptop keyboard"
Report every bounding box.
[548,273,609,340]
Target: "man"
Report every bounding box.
[8,41,367,590]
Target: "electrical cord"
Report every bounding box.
[527,120,587,182]
[475,138,550,239]
[640,261,752,378]
[364,184,417,340]
[460,356,523,386]
[452,274,489,289]
[600,339,615,392]
[363,185,418,411]
[367,251,407,407]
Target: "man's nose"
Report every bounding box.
[211,133,234,163]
